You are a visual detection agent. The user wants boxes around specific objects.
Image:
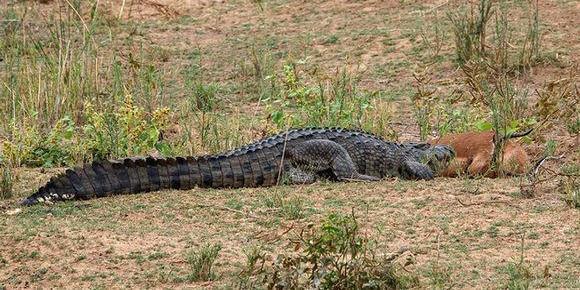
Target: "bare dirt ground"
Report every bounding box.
[1,0,579,289]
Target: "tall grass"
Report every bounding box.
[447,0,541,72]
[447,0,493,65]
[0,3,178,165]
[0,163,15,199]
[0,3,101,130]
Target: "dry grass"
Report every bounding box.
[1,173,578,288]
[1,0,579,288]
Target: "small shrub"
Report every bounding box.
[82,95,172,160]
[264,212,417,289]
[186,243,222,282]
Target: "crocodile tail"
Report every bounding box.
[20,148,282,206]
[20,156,228,206]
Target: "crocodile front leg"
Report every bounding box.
[400,160,434,180]
[286,139,379,182]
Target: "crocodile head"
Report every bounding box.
[405,143,456,175]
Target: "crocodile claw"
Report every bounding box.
[403,161,435,180]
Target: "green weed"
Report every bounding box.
[501,235,533,289]
[265,60,374,129]
[264,212,417,289]
[82,95,172,160]
[186,243,222,282]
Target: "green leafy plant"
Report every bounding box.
[265,60,373,129]
[264,212,417,289]
[29,116,77,167]
[82,95,172,160]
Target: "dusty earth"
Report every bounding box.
[1,0,579,289]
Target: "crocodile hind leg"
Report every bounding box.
[286,139,379,182]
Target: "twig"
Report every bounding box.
[276,129,290,186]
[428,1,450,13]
[253,223,296,242]
[529,154,565,176]
[195,203,259,219]
[139,0,180,18]
[456,197,522,209]
[118,0,126,19]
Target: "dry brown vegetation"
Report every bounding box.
[0,0,578,288]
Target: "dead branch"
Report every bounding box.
[529,154,565,176]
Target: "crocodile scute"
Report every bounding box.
[21,127,455,205]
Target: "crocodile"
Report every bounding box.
[21,127,455,206]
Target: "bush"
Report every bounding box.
[241,212,417,289]
[82,95,172,160]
